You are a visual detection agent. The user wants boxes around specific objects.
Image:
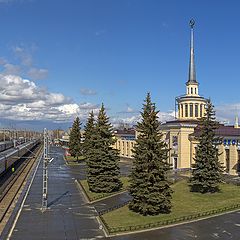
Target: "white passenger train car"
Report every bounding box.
[0,140,40,176]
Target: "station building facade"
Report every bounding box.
[114,20,240,175]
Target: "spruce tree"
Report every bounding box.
[189,99,223,193]
[69,117,82,160]
[129,93,173,216]
[82,111,95,158]
[87,104,122,193]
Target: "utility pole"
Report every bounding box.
[42,128,48,212]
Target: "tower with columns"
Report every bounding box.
[177,19,207,120]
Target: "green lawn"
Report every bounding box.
[102,181,240,232]
[80,177,130,202]
[65,155,85,164]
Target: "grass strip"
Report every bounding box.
[65,155,85,164]
[79,177,130,202]
[102,180,240,234]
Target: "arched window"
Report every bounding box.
[195,88,197,94]
[191,88,193,94]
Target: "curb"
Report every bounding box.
[76,180,128,204]
[103,205,240,236]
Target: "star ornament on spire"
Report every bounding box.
[190,19,195,29]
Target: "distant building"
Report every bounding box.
[113,128,136,158]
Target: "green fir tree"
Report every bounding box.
[87,104,122,193]
[82,111,95,158]
[69,117,82,160]
[189,99,223,193]
[129,93,173,216]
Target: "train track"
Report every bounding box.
[0,144,43,233]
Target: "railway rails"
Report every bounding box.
[0,143,43,234]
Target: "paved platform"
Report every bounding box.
[4,146,104,240]
[3,146,240,240]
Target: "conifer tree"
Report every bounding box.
[69,117,82,160]
[87,104,122,193]
[189,99,223,193]
[129,93,173,216]
[82,111,95,158]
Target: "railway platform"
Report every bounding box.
[1,146,104,240]
[3,146,240,240]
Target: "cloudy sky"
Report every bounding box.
[0,0,239,130]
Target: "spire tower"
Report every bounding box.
[188,19,197,83]
[177,19,207,120]
[185,19,199,96]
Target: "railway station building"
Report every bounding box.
[114,20,240,175]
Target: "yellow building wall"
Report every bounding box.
[114,139,135,158]
[113,132,240,175]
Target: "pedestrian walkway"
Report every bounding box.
[4,146,104,240]
[92,192,132,214]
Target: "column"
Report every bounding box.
[218,144,226,169]
[178,104,181,118]
[229,144,238,175]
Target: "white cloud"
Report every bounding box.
[80,88,97,96]
[0,74,102,123]
[28,67,48,80]
[111,115,141,127]
[126,106,134,113]
[12,46,33,66]
[117,104,137,114]
[3,63,21,75]
[0,58,7,65]
[111,110,176,127]
[157,110,175,123]
[215,103,240,124]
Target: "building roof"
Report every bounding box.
[192,124,240,138]
[215,125,240,137]
[114,129,135,136]
[162,119,199,125]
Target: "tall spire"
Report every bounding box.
[188,19,197,83]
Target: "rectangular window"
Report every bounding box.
[226,149,230,173]
[195,104,198,117]
[185,104,188,117]
[190,104,193,117]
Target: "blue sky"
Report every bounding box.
[0,0,239,129]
